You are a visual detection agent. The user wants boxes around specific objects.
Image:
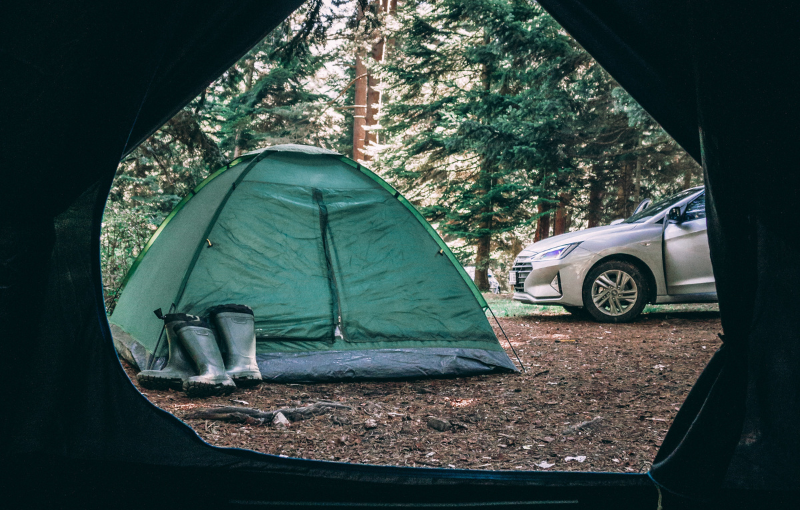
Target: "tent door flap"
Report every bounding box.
[313,188,346,341]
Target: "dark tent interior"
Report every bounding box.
[1,1,797,508]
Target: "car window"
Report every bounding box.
[684,193,706,221]
[624,188,701,223]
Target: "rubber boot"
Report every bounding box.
[137,313,199,390]
[175,319,236,397]
[208,304,262,387]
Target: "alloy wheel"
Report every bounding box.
[591,269,638,316]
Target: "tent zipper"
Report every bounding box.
[313,188,346,342]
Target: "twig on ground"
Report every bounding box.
[185,401,351,425]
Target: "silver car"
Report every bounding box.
[510,186,716,322]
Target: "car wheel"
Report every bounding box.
[582,260,648,323]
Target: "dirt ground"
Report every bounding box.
[123,306,721,473]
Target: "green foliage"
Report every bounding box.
[374,0,701,283]
[102,0,701,302]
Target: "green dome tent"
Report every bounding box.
[110,144,516,382]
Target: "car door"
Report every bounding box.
[663,192,717,295]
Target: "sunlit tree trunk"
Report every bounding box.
[353,0,395,162]
[352,51,368,161]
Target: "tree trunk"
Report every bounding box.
[352,52,368,161]
[587,171,604,228]
[534,201,551,242]
[474,45,493,292]
[474,225,492,291]
[616,160,633,219]
[233,59,256,159]
[682,165,693,189]
[474,165,493,292]
[353,0,394,162]
[634,156,642,205]
[363,0,394,159]
[553,193,571,236]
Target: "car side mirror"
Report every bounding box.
[667,206,684,223]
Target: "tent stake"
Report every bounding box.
[488,307,525,373]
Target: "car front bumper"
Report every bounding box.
[509,247,596,307]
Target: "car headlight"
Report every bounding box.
[531,243,581,261]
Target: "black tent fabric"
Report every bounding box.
[539,0,800,501]
[1,0,797,507]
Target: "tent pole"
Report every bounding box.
[487,307,525,372]
[147,303,175,370]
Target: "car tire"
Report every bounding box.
[582,260,648,323]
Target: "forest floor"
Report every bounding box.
[122,298,721,473]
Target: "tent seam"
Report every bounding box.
[117,155,250,291]
[170,151,274,310]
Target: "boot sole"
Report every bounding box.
[137,373,185,391]
[183,380,236,398]
[232,376,262,388]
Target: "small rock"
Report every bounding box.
[400,422,415,434]
[427,417,452,431]
[364,419,378,429]
[330,413,352,426]
[272,412,290,428]
[562,416,603,435]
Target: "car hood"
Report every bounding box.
[517,223,640,258]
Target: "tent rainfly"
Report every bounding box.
[110,144,517,382]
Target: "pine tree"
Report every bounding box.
[376,0,587,289]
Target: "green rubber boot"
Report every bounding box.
[208,304,262,387]
[137,313,199,390]
[175,319,236,397]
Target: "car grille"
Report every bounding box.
[512,261,532,292]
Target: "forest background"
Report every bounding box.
[102,0,700,310]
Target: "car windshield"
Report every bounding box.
[624,188,702,223]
